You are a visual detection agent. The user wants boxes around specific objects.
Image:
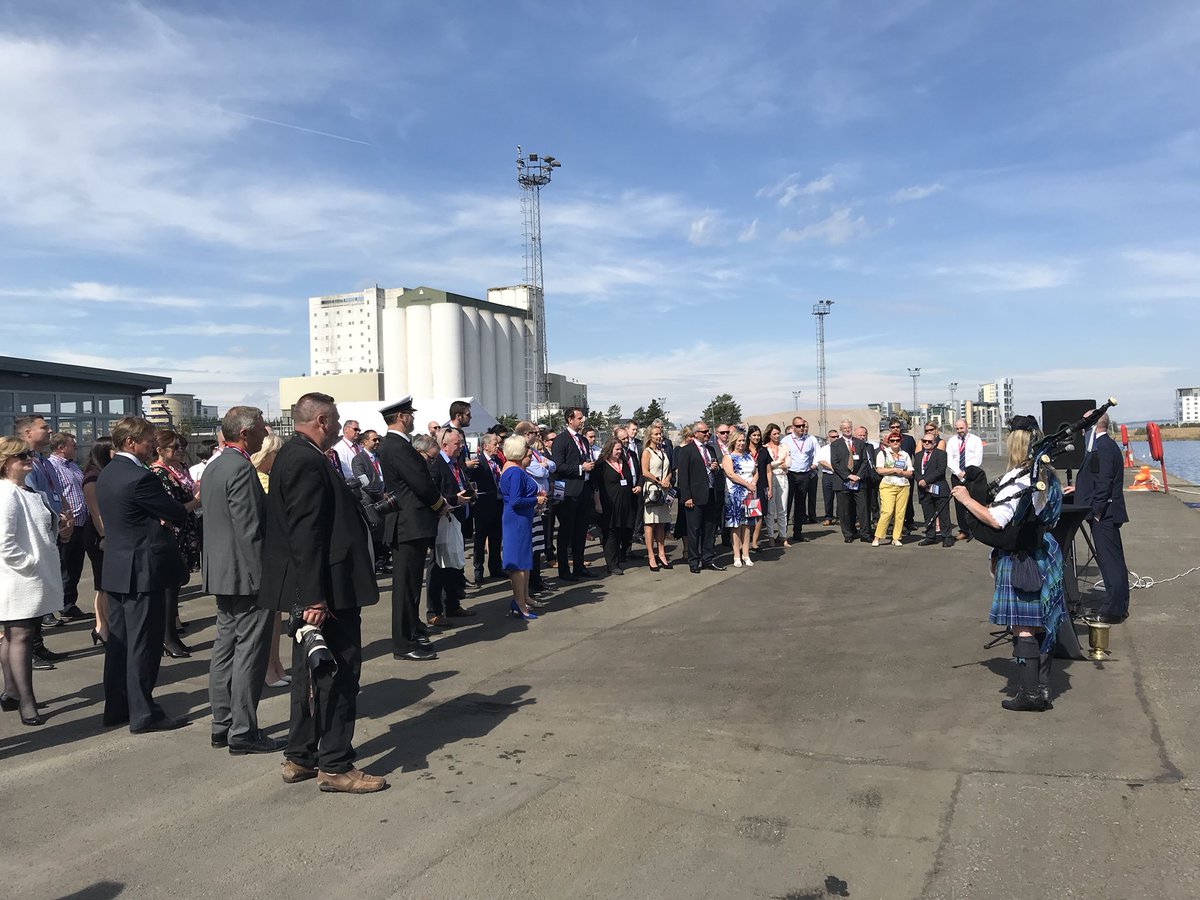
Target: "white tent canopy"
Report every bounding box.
[334,396,500,437]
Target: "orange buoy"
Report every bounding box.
[1120,424,1134,467]
[1128,465,1160,492]
[1147,422,1164,462]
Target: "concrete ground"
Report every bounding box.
[2,477,1197,900]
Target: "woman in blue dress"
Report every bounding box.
[499,435,546,621]
[720,432,759,568]
[952,416,1065,712]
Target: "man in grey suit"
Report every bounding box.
[202,406,283,755]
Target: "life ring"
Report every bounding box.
[1119,423,1130,446]
[1147,421,1164,462]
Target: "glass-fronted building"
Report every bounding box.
[1,355,170,449]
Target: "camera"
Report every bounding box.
[286,605,337,675]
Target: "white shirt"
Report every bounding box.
[334,437,362,474]
[815,444,833,471]
[875,448,914,487]
[990,466,1047,528]
[947,432,984,477]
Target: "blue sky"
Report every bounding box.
[1,0,1197,422]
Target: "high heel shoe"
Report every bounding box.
[0,693,18,712]
[648,561,660,572]
[659,559,672,570]
[163,643,192,659]
[91,628,107,646]
[509,600,537,620]
[21,713,44,726]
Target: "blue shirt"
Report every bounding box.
[27,453,64,517]
[783,433,818,473]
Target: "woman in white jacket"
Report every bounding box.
[0,436,65,725]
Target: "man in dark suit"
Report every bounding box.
[854,426,880,530]
[913,432,953,546]
[202,406,283,755]
[677,422,727,573]
[260,392,385,793]
[428,427,474,626]
[351,429,392,574]
[376,395,447,661]
[95,416,189,733]
[1071,411,1130,624]
[550,406,597,581]
[470,433,505,586]
[831,420,871,543]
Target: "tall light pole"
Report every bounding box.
[813,300,834,434]
[948,382,958,420]
[908,367,921,419]
[792,389,802,410]
[517,147,561,420]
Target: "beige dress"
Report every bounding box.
[642,446,671,524]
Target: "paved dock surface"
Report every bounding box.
[2,476,1198,899]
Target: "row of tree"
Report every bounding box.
[500,393,744,434]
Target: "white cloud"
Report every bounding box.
[1122,248,1200,281]
[738,219,759,242]
[757,172,839,208]
[0,283,294,310]
[779,208,869,245]
[890,182,943,203]
[688,213,720,246]
[931,261,1075,292]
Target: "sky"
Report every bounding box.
[1,0,1198,423]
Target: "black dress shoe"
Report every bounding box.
[558,572,578,583]
[575,569,598,579]
[131,717,187,734]
[918,537,937,546]
[1085,613,1127,625]
[395,646,438,661]
[60,604,88,622]
[229,731,287,755]
[41,613,65,628]
[32,655,55,671]
[414,634,434,647]
[212,732,229,749]
[704,562,727,572]
[943,538,956,548]
[843,536,855,543]
[689,565,701,574]
[34,644,69,662]
[1001,692,1047,712]
[447,608,477,617]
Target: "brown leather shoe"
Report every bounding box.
[317,767,388,794]
[281,760,318,784]
[427,615,450,627]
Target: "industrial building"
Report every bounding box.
[146,392,218,428]
[1176,387,1200,425]
[284,283,565,418]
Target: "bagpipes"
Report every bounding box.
[967,397,1118,552]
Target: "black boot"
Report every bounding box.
[1038,652,1053,709]
[1001,634,1047,712]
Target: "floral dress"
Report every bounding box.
[151,464,200,573]
[723,452,756,527]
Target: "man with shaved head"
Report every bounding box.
[1070,410,1130,625]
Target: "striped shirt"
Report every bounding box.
[47,454,88,525]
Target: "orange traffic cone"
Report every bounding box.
[1123,446,1134,468]
[1128,465,1160,492]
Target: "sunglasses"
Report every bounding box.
[921,439,934,444]
[12,450,33,461]
[888,438,902,443]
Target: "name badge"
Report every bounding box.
[619,478,628,486]
[851,454,859,461]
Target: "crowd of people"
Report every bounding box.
[0,397,1132,785]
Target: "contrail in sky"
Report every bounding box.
[221,108,371,145]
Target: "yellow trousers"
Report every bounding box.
[875,482,910,542]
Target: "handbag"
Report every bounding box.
[744,496,762,518]
[644,482,664,504]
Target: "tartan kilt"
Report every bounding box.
[989,533,1066,650]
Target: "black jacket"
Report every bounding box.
[377,431,444,544]
[914,446,949,495]
[677,440,716,506]
[260,434,378,612]
[831,437,868,490]
[432,452,468,524]
[95,455,189,594]
[550,429,593,499]
[470,451,503,520]
[1075,431,1129,524]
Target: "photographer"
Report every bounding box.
[259,392,385,793]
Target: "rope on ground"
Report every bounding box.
[1095,566,1200,591]
[1163,486,1200,495]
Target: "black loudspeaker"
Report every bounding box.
[1040,399,1095,470]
